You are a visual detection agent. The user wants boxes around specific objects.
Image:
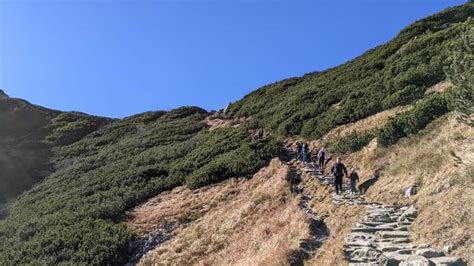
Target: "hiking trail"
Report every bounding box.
[295,159,467,266]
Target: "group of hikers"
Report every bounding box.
[295,141,360,195]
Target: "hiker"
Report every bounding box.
[348,167,360,194]
[302,143,308,162]
[317,147,326,170]
[331,157,348,195]
[295,142,302,160]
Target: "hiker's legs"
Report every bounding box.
[351,180,356,193]
[334,181,340,194]
[334,176,342,194]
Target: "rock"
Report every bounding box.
[400,255,431,266]
[443,182,451,189]
[379,252,411,265]
[443,244,453,253]
[376,231,410,238]
[350,247,383,262]
[399,206,418,222]
[428,256,467,266]
[352,227,394,233]
[405,186,416,197]
[415,248,445,258]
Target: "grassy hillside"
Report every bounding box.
[228,3,473,140]
[0,2,472,264]
[0,107,281,264]
[0,92,108,204]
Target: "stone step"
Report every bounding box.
[428,256,467,266]
[352,227,395,233]
[376,231,410,239]
[414,248,445,258]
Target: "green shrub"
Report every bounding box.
[382,85,427,109]
[227,3,472,140]
[328,131,376,154]
[378,93,449,145]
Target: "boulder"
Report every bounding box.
[415,248,445,258]
[405,186,416,197]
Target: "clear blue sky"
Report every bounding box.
[0,0,466,118]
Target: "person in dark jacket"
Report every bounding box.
[331,157,348,195]
[317,147,326,170]
[296,142,302,160]
[303,143,310,162]
[348,167,360,194]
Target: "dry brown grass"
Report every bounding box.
[425,80,452,94]
[343,114,473,263]
[129,112,472,265]
[310,105,412,149]
[131,159,311,266]
[204,117,246,131]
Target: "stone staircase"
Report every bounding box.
[298,161,467,266]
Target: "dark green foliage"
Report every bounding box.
[177,212,201,224]
[445,17,474,126]
[0,3,472,264]
[328,131,376,154]
[186,137,283,188]
[0,106,281,264]
[378,94,450,145]
[382,85,427,109]
[0,96,108,203]
[228,3,473,140]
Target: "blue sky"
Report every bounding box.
[0,0,466,118]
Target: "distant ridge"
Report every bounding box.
[0,89,9,99]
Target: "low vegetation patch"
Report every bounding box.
[378,93,450,145]
[0,107,282,264]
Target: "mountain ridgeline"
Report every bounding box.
[0,3,472,264]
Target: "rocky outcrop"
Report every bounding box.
[126,223,177,265]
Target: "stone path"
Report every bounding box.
[299,161,467,266]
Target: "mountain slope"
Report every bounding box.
[0,106,280,264]
[228,3,473,139]
[0,2,472,265]
[0,92,109,204]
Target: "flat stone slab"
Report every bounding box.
[376,231,410,238]
[415,248,445,258]
[428,256,467,266]
[353,227,395,233]
[400,255,431,266]
[379,252,411,264]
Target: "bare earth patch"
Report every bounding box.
[425,80,452,94]
[204,116,245,131]
[128,159,312,265]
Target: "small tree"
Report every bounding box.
[445,17,473,126]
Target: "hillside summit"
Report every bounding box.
[0,2,472,265]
